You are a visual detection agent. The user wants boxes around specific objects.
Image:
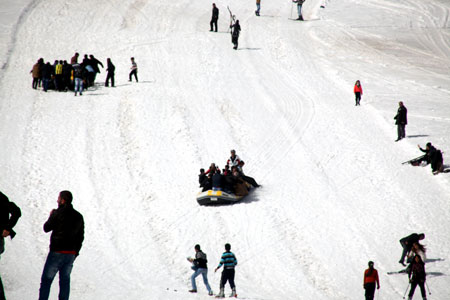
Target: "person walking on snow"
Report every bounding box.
[215,243,238,298]
[230,20,241,50]
[255,0,261,16]
[363,261,380,300]
[129,57,138,82]
[72,63,84,96]
[188,244,213,295]
[105,58,115,87]
[407,255,427,300]
[399,233,425,266]
[38,191,84,300]
[354,80,363,106]
[394,101,407,141]
[0,192,21,300]
[210,3,219,32]
[293,0,305,21]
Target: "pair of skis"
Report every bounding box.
[227,6,236,33]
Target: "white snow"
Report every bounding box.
[0,0,449,299]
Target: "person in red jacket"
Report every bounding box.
[354,80,363,106]
[363,261,380,300]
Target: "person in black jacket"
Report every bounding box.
[188,244,213,295]
[394,101,407,141]
[89,54,104,84]
[230,20,241,50]
[407,255,427,300]
[210,3,219,32]
[38,191,84,300]
[399,233,425,266]
[0,192,21,300]
[105,58,115,87]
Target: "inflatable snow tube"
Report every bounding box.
[196,189,245,205]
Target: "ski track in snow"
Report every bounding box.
[1,0,450,299]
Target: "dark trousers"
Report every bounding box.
[210,18,218,31]
[409,280,426,298]
[242,175,259,188]
[105,72,115,87]
[129,69,138,82]
[220,268,235,289]
[39,252,76,300]
[397,124,406,140]
[32,77,39,89]
[355,92,361,105]
[232,35,239,49]
[364,282,376,300]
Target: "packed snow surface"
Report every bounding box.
[1,0,450,299]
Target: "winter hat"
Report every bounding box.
[195,244,201,251]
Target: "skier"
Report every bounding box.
[399,233,425,266]
[215,243,238,298]
[105,58,115,87]
[407,255,427,300]
[72,63,84,96]
[363,261,380,300]
[394,101,407,141]
[129,57,138,82]
[230,20,241,50]
[408,242,426,264]
[0,192,22,300]
[293,0,305,21]
[38,191,84,300]
[226,150,241,168]
[354,80,363,106]
[188,244,213,295]
[210,3,219,32]
[255,0,261,16]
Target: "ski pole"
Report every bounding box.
[402,282,410,299]
[425,281,432,295]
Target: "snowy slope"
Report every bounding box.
[0,0,449,299]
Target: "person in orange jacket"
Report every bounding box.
[354,80,363,106]
[363,261,380,300]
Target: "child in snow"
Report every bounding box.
[354,80,363,106]
[363,261,380,300]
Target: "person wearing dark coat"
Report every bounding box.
[62,60,72,91]
[0,192,22,300]
[89,55,104,84]
[39,191,84,300]
[210,3,219,32]
[394,101,407,141]
[230,20,241,50]
[212,171,223,190]
[399,233,425,266]
[417,143,436,165]
[41,62,53,92]
[105,58,115,87]
[407,255,427,300]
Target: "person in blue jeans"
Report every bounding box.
[188,244,213,295]
[39,191,84,300]
[293,0,305,20]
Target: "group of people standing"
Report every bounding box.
[187,243,238,298]
[363,233,428,300]
[30,54,139,95]
[0,190,84,300]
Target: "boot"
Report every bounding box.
[216,288,225,298]
[229,288,236,297]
